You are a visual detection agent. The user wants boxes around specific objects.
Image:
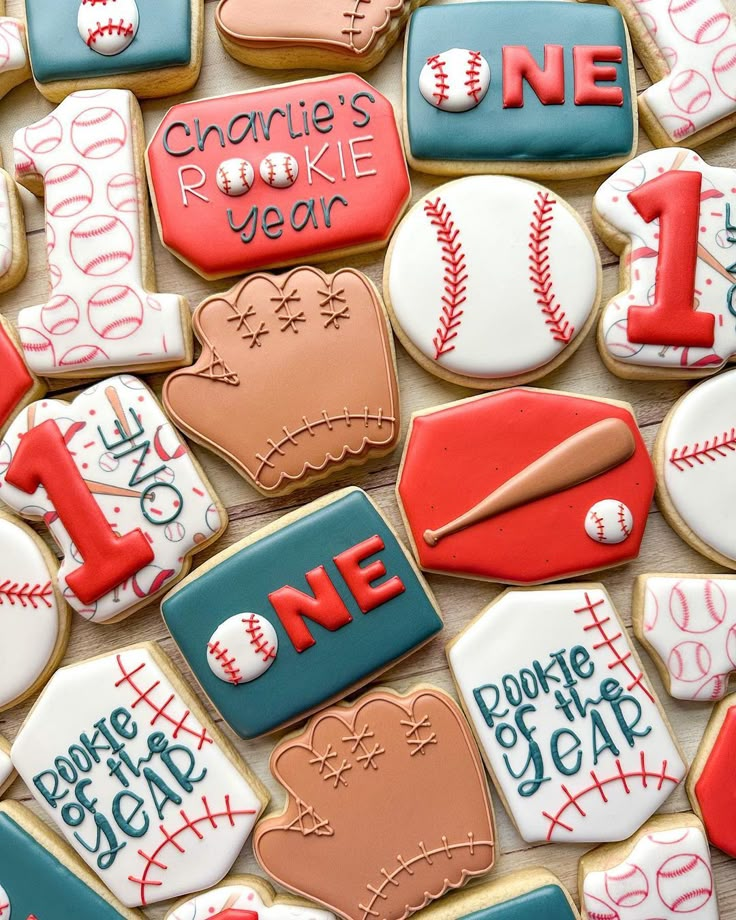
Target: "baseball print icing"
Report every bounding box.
[636,574,736,700]
[164,268,399,494]
[254,687,496,920]
[0,167,26,295]
[167,879,337,920]
[78,0,140,56]
[448,587,686,843]
[404,2,635,172]
[146,74,411,279]
[162,488,442,738]
[397,389,655,584]
[657,368,736,565]
[13,89,190,377]
[0,375,226,623]
[691,694,736,857]
[595,148,736,377]
[11,644,267,907]
[0,1,30,98]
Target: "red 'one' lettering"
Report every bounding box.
[334,535,405,613]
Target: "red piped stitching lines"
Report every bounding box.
[217,164,232,195]
[424,197,467,360]
[128,796,257,905]
[543,752,682,841]
[590,511,605,542]
[83,18,136,47]
[243,613,277,663]
[115,654,214,750]
[617,502,632,538]
[284,155,296,184]
[465,51,484,102]
[267,157,276,186]
[0,579,52,608]
[529,192,574,344]
[669,428,736,470]
[426,54,450,106]
[207,639,241,685]
[574,592,653,701]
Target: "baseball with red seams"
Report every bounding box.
[207,612,278,685]
[584,895,620,920]
[668,0,731,43]
[45,164,93,218]
[260,152,299,189]
[585,499,633,544]
[77,0,140,56]
[88,285,144,339]
[604,863,649,907]
[668,640,712,681]
[71,106,127,159]
[69,215,134,275]
[216,158,255,197]
[669,578,727,633]
[41,294,80,336]
[656,853,714,911]
[419,48,491,112]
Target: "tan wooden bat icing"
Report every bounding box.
[423,418,636,546]
[82,479,141,499]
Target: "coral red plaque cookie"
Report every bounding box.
[396,388,654,584]
[254,686,496,920]
[146,74,411,280]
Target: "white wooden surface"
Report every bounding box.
[1,1,735,916]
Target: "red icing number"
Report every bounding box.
[5,420,154,605]
[627,171,715,348]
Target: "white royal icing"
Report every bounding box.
[0,517,61,710]
[596,148,736,371]
[387,176,598,380]
[77,0,140,56]
[0,16,27,75]
[418,48,491,112]
[641,575,736,700]
[207,613,278,685]
[0,375,225,623]
[168,882,337,920]
[447,587,686,844]
[661,367,736,561]
[13,89,187,376]
[583,825,717,920]
[11,646,264,908]
[0,747,12,792]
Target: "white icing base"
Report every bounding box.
[169,883,336,920]
[418,48,491,112]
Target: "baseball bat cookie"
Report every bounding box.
[403,2,636,179]
[579,813,718,920]
[447,585,687,844]
[0,736,14,797]
[580,0,736,148]
[384,176,601,389]
[397,388,654,584]
[164,267,400,496]
[216,0,427,71]
[23,0,203,102]
[595,148,736,379]
[166,875,337,920]
[0,0,31,99]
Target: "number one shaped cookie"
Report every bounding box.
[0,0,31,99]
[13,88,192,378]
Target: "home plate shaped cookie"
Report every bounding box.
[397,388,654,584]
[11,642,268,907]
[447,586,686,843]
[579,813,718,920]
[634,573,736,701]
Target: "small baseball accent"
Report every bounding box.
[58,343,108,366]
[604,863,649,907]
[24,116,62,155]
[107,172,138,212]
[585,499,633,544]
[656,853,714,911]
[712,43,736,99]
[668,0,731,42]
[45,164,93,218]
[88,285,144,339]
[419,48,491,112]
[164,521,186,542]
[41,295,80,336]
[668,640,712,681]
[216,158,255,197]
[99,450,119,472]
[604,318,645,358]
[585,895,620,920]
[669,579,727,633]
[669,68,713,113]
[609,160,647,193]
[77,0,140,56]
[260,152,299,189]
[660,112,696,140]
[19,326,56,364]
[207,612,278,685]
[71,106,128,159]
[69,215,134,276]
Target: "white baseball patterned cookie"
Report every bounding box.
[384,175,601,388]
[207,613,279,685]
[0,162,27,294]
[634,573,736,700]
[77,0,140,56]
[0,375,227,624]
[418,48,491,112]
[166,875,336,920]
[13,89,191,378]
[655,367,736,567]
[11,643,268,908]
[579,814,718,920]
[0,0,30,99]
[0,737,14,796]
[447,585,686,843]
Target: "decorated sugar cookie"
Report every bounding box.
[11,643,268,907]
[655,368,736,568]
[0,316,45,436]
[216,0,427,71]
[14,89,192,378]
[396,388,654,584]
[254,686,496,920]
[633,573,736,700]
[146,74,411,280]
[0,802,143,917]
[384,176,600,388]
[0,0,31,99]
[579,813,718,920]
[0,736,14,797]
[167,875,336,920]
[0,375,227,624]
[404,2,636,178]
[24,0,203,102]
[447,586,687,843]
[0,514,70,712]
[164,268,400,494]
[595,148,736,378]
[162,488,442,738]
[0,151,28,296]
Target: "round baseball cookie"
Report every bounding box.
[384,176,601,388]
[655,368,736,568]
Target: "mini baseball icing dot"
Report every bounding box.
[216,158,255,197]
[77,0,140,56]
[207,612,278,685]
[419,48,491,112]
[260,152,299,189]
[585,499,634,544]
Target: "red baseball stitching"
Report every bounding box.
[543,752,682,841]
[528,191,574,344]
[243,613,277,663]
[267,157,277,186]
[590,511,605,542]
[217,166,232,195]
[238,161,251,190]
[617,502,632,538]
[207,639,241,685]
[284,154,295,184]
[669,428,736,470]
[426,54,450,105]
[465,51,484,102]
[0,579,53,608]
[424,196,467,360]
[128,795,257,905]
[115,654,214,750]
[83,18,136,47]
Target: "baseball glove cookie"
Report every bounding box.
[164,267,400,496]
[255,686,496,920]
